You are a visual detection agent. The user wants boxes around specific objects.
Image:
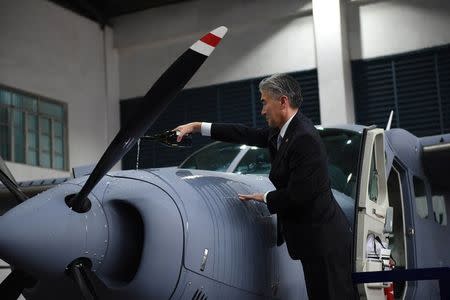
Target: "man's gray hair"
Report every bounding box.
[259,73,303,108]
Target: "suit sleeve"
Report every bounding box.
[211,123,270,148]
[266,133,328,214]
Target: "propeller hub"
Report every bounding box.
[65,194,92,213]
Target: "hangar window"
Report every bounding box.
[413,176,428,219]
[0,86,67,170]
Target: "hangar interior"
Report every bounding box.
[0,1,450,299]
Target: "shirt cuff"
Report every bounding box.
[263,191,270,204]
[201,122,212,136]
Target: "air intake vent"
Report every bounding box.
[192,289,207,300]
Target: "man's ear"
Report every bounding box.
[279,95,289,108]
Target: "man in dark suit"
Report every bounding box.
[175,73,356,299]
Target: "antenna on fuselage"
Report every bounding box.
[386,110,394,131]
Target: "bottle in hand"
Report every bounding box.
[143,130,192,148]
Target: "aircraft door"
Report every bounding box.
[354,128,391,298]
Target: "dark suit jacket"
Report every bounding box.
[211,111,352,259]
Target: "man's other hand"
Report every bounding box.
[238,193,264,203]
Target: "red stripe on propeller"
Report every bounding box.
[200,33,221,47]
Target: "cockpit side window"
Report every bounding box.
[233,147,271,175]
[320,129,362,200]
[413,176,428,219]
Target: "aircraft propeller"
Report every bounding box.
[0,157,37,299]
[0,26,227,300]
[0,155,27,204]
[0,269,36,300]
[66,25,228,213]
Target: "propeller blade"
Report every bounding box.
[0,269,36,300]
[68,26,228,212]
[0,156,15,185]
[0,156,28,204]
[66,258,99,300]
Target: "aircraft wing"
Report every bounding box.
[0,177,70,215]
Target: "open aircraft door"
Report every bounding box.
[354,127,392,299]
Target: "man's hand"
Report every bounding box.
[238,193,265,203]
[173,122,202,142]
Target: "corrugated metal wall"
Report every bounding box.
[353,44,450,137]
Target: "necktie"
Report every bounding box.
[277,134,282,150]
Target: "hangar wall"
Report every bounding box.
[114,0,316,99]
[348,0,450,60]
[114,0,450,125]
[0,0,120,181]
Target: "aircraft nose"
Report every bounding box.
[0,183,108,278]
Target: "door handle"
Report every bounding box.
[373,208,385,219]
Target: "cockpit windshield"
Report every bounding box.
[179,142,242,172]
[179,128,362,201]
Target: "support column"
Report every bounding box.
[103,26,121,170]
[312,0,355,125]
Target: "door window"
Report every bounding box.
[368,145,379,203]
